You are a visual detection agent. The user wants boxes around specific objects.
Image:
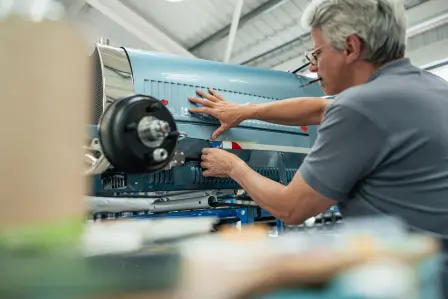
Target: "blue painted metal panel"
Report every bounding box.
[125,48,321,100]
[124,47,325,145]
[92,162,291,194]
[176,123,310,147]
[133,208,242,220]
[93,207,259,225]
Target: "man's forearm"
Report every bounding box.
[241,97,330,126]
[230,161,300,223]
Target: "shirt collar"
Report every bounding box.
[367,58,413,82]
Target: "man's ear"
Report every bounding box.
[345,34,363,64]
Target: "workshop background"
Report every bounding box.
[57,0,448,79]
[1,1,447,298]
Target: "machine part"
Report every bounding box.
[282,206,343,233]
[92,156,300,195]
[86,196,157,213]
[90,44,134,124]
[153,148,168,162]
[150,196,217,213]
[97,36,110,45]
[86,189,237,213]
[90,45,325,148]
[137,115,171,148]
[210,197,258,207]
[99,94,179,173]
[84,138,111,175]
[163,150,185,170]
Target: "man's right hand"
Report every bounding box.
[188,88,247,140]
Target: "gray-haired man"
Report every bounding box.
[189,0,448,295]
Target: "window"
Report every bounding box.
[429,64,448,82]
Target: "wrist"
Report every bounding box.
[229,158,247,179]
[239,102,258,123]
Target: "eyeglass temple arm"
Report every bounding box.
[290,61,310,74]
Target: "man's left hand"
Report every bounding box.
[201,148,243,177]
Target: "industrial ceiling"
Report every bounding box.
[61,0,448,73]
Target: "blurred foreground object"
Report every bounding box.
[0,0,65,21]
[0,13,182,299]
[76,216,442,299]
[0,8,88,249]
[177,217,442,299]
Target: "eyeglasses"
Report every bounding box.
[304,45,324,66]
[289,45,324,87]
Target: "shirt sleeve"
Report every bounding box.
[299,103,388,202]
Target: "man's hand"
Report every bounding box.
[189,88,247,140]
[200,148,243,177]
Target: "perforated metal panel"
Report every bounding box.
[97,165,290,193]
[143,79,308,135]
[148,169,174,185]
[90,47,104,124]
[89,44,134,124]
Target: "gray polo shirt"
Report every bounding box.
[300,58,448,232]
[299,58,448,294]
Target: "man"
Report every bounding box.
[189,0,448,293]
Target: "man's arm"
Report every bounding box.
[242,96,331,126]
[189,89,331,139]
[229,161,335,224]
[201,102,389,225]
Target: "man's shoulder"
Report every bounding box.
[326,85,376,121]
[331,72,434,117]
[333,79,394,110]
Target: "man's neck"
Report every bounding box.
[349,61,382,87]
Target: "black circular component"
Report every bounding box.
[99,94,179,173]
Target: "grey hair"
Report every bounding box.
[301,0,407,64]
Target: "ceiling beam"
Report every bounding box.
[241,32,311,66]
[188,0,291,52]
[63,0,89,20]
[84,0,195,58]
[403,0,430,9]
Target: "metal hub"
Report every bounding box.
[98,94,179,173]
[137,116,171,148]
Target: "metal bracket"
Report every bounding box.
[163,149,186,170]
[84,138,111,175]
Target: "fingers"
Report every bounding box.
[202,147,220,155]
[188,106,216,116]
[188,96,215,108]
[195,89,219,103]
[211,126,226,140]
[208,88,225,101]
[200,161,212,177]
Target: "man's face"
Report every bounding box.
[308,28,349,96]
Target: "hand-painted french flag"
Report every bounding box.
[210,141,242,150]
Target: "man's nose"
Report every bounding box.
[309,63,318,73]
